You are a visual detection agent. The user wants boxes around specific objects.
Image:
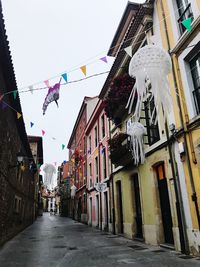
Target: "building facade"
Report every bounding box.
[99,0,188,254]
[158,0,200,255]
[67,96,98,223]
[28,136,43,218]
[85,99,111,231]
[0,1,38,245]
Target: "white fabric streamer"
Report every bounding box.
[127,45,172,121]
[127,122,146,165]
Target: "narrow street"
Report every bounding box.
[0,214,200,267]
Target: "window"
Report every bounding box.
[94,126,98,147]
[84,137,86,154]
[102,148,107,179]
[144,90,160,146]
[95,156,99,183]
[14,196,21,213]
[101,114,105,138]
[89,136,92,154]
[89,163,92,187]
[190,53,200,114]
[176,0,193,34]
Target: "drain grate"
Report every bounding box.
[179,255,194,260]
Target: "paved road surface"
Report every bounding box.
[0,213,200,267]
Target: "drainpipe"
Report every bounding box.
[159,0,192,254]
[98,117,103,230]
[108,119,116,234]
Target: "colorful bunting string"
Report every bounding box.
[30,122,34,128]
[181,17,192,32]
[80,65,87,76]
[124,46,132,57]
[62,73,68,83]
[0,94,4,101]
[42,130,45,136]
[62,144,65,150]
[0,3,191,98]
[100,56,107,63]
[13,90,17,99]
[44,80,50,88]
[17,112,22,119]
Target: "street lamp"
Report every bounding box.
[8,151,25,169]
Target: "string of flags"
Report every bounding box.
[0,14,193,105]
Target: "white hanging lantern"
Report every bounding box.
[127,122,146,165]
[127,45,172,122]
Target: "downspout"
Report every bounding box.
[98,117,102,230]
[108,119,116,234]
[159,0,190,253]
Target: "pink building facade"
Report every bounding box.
[85,100,112,231]
[68,96,98,223]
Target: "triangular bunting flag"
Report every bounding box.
[29,86,34,94]
[0,94,4,101]
[21,165,25,172]
[13,90,18,99]
[62,144,65,150]
[42,130,45,136]
[44,80,50,88]
[124,45,132,57]
[30,122,34,128]
[100,56,107,63]
[62,73,68,83]
[149,35,157,44]
[182,17,192,32]
[80,65,86,76]
[17,112,22,119]
[37,163,41,168]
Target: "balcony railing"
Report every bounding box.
[177,3,193,34]
[109,133,134,167]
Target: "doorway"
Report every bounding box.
[90,197,92,225]
[96,195,99,227]
[132,174,143,238]
[116,181,123,233]
[156,163,174,244]
[104,191,109,231]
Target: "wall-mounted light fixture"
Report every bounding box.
[8,151,25,169]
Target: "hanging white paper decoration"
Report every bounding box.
[127,45,172,122]
[127,122,146,165]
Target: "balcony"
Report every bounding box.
[103,74,135,127]
[108,133,134,167]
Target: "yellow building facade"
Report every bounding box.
[101,0,200,256]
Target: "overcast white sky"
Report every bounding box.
[2,0,144,172]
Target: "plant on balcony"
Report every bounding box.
[74,149,80,166]
[103,73,135,125]
[108,132,133,166]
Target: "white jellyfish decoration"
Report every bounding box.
[125,45,172,165]
[126,45,172,122]
[127,122,146,165]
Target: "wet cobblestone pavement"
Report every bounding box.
[0,214,200,267]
